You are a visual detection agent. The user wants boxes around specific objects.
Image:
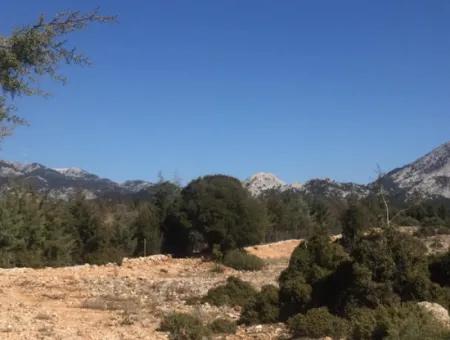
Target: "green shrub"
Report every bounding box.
[430,251,450,287]
[210,263,225,274]
[279,229,347,318]
[159,312,210,340]
[211,244,223,261]
[202,276,257,307]
[349,303,450,340]
[288,307,349,339]
[222,249,264,271]
[208,318,237,334]
[240,285,280,325]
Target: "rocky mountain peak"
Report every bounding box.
[383,141,450,199]
[53,167,95,179]
[245,172,286,196]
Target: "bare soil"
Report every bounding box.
[0,240,300,340]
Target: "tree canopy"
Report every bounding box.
[0,9,114,139]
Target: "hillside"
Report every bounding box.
[377,141,450,200]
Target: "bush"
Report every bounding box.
[159,312,210,340]
[202,276,257,307]
[348,303,450,340]
[208,318,237,334]
[210,263,225,274]
[278,229,348,318]
[288,307,349,339]
[240,285,280,325]
[430,252,450,287]
[222,249,264,271]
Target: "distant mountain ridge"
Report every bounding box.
[244,173,368,199]
[244,141,450,200]
[1,141,449,200]
[0,161,153,199]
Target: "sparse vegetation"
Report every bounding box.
[202,276,257,307]
[222,249,265,271]
[159,312,210,340]
[208,318,237,334]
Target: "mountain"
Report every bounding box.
[376,141,450,200]
[244,173,368,199]
[244,172,287,196]
[0,161,153,199]
[245,141,450,200]
[1,141,449,200]
[301,178,369,199]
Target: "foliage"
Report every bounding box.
[278,227,348,318]
[222,249,264,271]
[132,203,162,257]
[348,303,450,340]
[165,175,268,255]
[262,190,313,242]
[341,204,370,251]
[202,276,257,307]
[430,251,450,287]
[240,285,280,325]
[288,307,349,339]
[0,10,114,138]
[159,312,210,340]
[336,229,434,312]
[208,318,237,334]
[0,189,75,267]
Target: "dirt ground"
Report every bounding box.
[244,240,302,259]
[1,233,448,340]
[0,240,300,340]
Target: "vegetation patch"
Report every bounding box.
[288,307,349,339]
[159,312,210,340]
[240,284,280,325]
[222,249,265,271]
[348,303,450,340]
[208,318,237,334]
[202,276,257,307]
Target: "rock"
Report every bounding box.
[418,301,450,326]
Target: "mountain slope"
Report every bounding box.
[244,173,367,199]
[0,161,153,199]
[378,141,450,199]
[244,172,287,196]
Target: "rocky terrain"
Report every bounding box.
[1,234,450,339]
[246,141,450,200]
[0,241,302,340]
[377,141,450,200]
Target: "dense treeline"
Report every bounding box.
[0,174,449,268]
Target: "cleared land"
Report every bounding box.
[0,240,301,339]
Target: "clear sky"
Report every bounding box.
[1,0,449,185]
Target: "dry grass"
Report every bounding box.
[80,295,140,312]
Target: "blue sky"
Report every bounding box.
[1,0,449,184]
